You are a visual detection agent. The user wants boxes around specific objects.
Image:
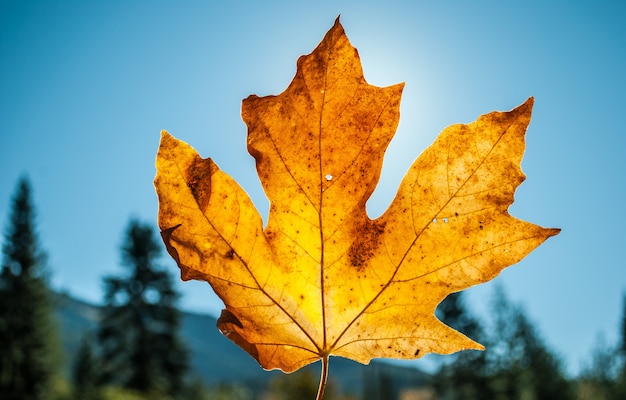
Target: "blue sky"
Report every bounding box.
[1,0,624,375]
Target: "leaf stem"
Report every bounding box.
[316,354,329,400]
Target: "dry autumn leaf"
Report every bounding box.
[154,16,559,386]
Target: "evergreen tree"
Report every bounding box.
[577,333,619,400]
[434,287,574,399]
[437,292,482,338]
[97,219,188,397]
[486,285,573,400]
[0,177,60,400]
[613,293,626,399]
[433,292,491,399]
[575,294,626,400]
[72,334,102,400]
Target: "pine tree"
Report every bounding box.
[72,334,102,400]
[577,333,618,400]
[433,292,491,399]
[97,219,188,396]
[578,293,626,400]
[486,285,573,400]
[612,293,626,399]
[437,292,483,340]
[0,177,60,400]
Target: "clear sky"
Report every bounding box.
[1,0,624,376]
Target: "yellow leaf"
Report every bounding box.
[154,17,559,373]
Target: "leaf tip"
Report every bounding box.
[329,14,345,37]
[546,227,561,237]
[159,130,173,142]
[457,337,485,353]
[519,96,534,115]
[158,130,177,151]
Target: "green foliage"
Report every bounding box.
[577,334,619,400]
[96,219,188,396]
[486,286,573,400]
[97,386,146,400]
[201,381,253,400]
[576,294,626,400]
[433,287,573,400]
[269,369,338,400]
[72,334,103,400]
[0,177,62,400]
[616,294,626,399]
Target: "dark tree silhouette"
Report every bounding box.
[433,288,574,399]
[433,292,491,399]
[577,293,626,399]
[0,177,60,400]
[486,285,573,400]
[97,219,188,396]
[436,292,483,340]
[578,333,619,400]
[613,293,626,399]
[72,334,102,400]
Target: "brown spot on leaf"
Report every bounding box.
[348,219,386,271]
[186,157,218,212]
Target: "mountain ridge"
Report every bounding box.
[52,291,431,396]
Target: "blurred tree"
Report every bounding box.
[432,292,491,399]
[97,386,145,400]
[612,293,626,399]
[269,368,338,400]
[72,334,102,400]
[576,333,618,400]
[97,219,188,397]
[0,176,61,400]
[363,366,395,400]
[437,292,483,338]
[486,285,573,400]
[203,382,253,400]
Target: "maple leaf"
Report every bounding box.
[154,17,559,378]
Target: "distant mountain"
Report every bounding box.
[52,292,431,397]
